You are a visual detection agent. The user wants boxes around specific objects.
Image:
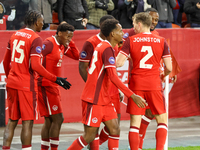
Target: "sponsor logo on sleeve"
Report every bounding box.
[42,44,45,50]
[109,56,115,64]
[80,51,87,58]
[36,46,42,53]
[123,33,129,39]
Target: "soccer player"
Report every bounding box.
[2,10,71,150]
[67,19,147,150]
[116,12,172,150]
[38,23,79,150]
[79,15,122,150]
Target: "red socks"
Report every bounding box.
[99,126,109,145]
[41,138,50,150]
[139,115,153,149]
[89,134,99,150]
[108,135,119,150]
[129,126,139,150]
[2,146,10,150]
[22,145,32,150]
[156,123,168,150]
[67,136,88,150]
[50,137,59,150]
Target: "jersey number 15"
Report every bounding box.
[11,39,25,64]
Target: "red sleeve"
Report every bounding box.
[3,47,11,77]
[41,40,54,56]
[30,37,43,56]
[106,67,133,97]
[79,41,94,61]
[64,40,79,60]
[102,47,116,68]
[162,40,171,58]
[31,56,57,82]
[120,37,130,57]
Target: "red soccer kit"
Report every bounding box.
[120,32,171,115]
[81,41,133,127]
[38,36,79,117]
[3,28,56,120]
[79,34,121,113]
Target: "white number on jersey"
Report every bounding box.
[139,46,153,69]
[88,50,98,74]
[11,39,25,64]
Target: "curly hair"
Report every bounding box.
[24,10,42,26]
[56,23,75,35]
[100,19,119,37]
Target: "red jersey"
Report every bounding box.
[5,28,43,91]
[81,41,119,105]
[79,34,104,63]
[0,15,8,30]
[120,32,171,90]
[39,36,79,87]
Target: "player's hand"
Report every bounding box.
[130,94,147,108]
[119,90,124,102]
[55,77,71,90]
[170,75,177,83]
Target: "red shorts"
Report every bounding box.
[110,94,120,114]
[7,87,38,121]
[82,101,118,127]
[127,90,166,115]
[38,86,62,117]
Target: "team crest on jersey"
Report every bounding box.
[92,117,98,123]
[42,44,46,50]
[123,33,129,39]
[52,105,58,111]
[80,51,87,58]
[109,57,115,64]
[36,46,42,53]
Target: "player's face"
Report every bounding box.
[36,15,44,32]
[149,11,159,31]
[60,31,74,47]
[114,23,124,44]
[0,5,3,14]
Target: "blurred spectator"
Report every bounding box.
[86,0,114,29]
[57,0,89,29]
[173,0,185,27]
[28,0,57,30]
[184,0,200,28]
[147,0,177,28]
[0,2,16,30]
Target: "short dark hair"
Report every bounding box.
[24,10,42,26]
[100,19,119,37]
[145,8,158,13]
[56,23,75,34]
[99,15,115,26]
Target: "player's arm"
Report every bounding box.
[106,67,147,108]
[79,41,94,82]
[79,61,89,82]
[116,37,130,67]
[116,53,128,67]
[162,57,172,77]
[3,46,11,77]
[64,40,79,60]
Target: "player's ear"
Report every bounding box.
[58,31,62,37]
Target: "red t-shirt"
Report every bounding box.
[120,32,171,90]
[0,15,8,30]
[5,28,43,91]
[81,41,120,105]
[39,36,79,87]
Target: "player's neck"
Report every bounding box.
[99,32,106,40]
[140,27,151,33]
[26,25,36,32]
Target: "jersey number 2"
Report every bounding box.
[139,46,153,69]
[11,39,25,64]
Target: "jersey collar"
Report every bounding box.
[97,33,104,41]
[52,36,60,45]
